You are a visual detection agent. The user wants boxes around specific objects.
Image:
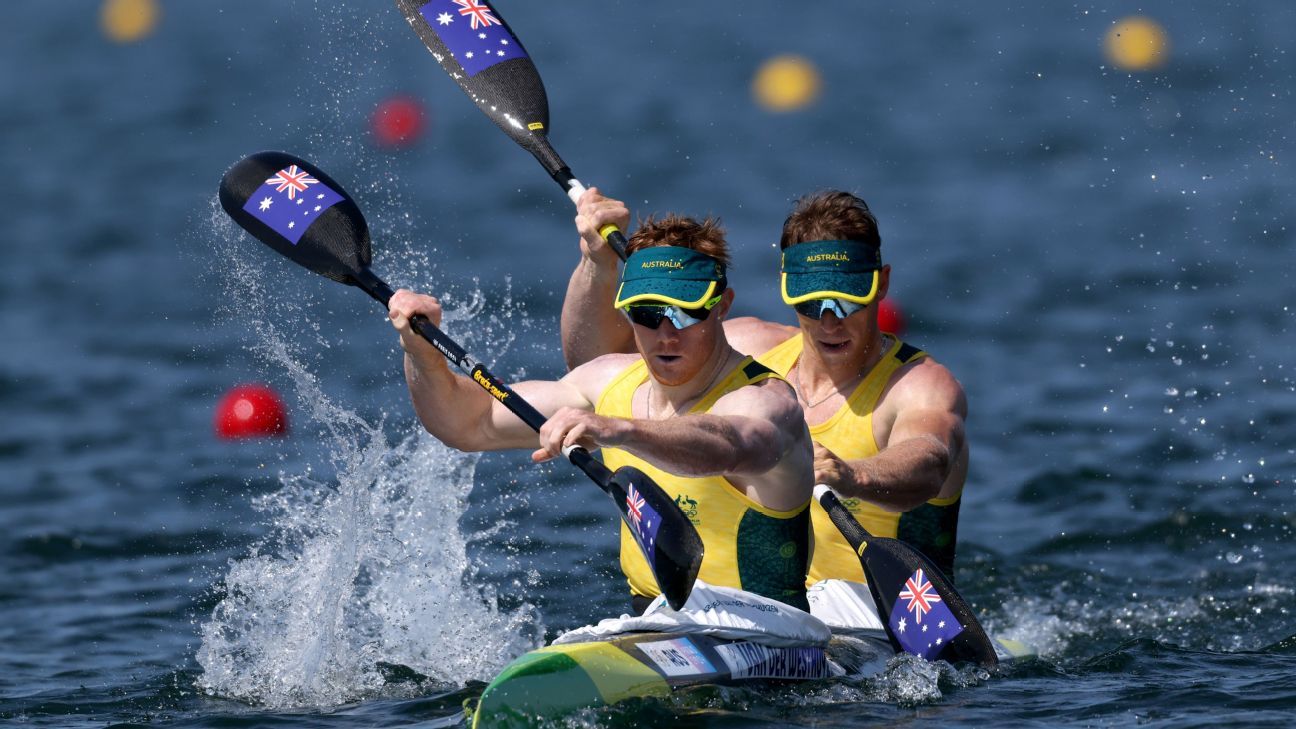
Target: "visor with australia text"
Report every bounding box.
[780,239,882,305]
[614,246,727,309]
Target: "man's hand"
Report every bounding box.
[533,407,631,463]
[812,442,859,490]
[388,289,445,366]
[574,187,630,269]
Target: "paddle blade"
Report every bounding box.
[394,0,557,165]
[608,466,704,611]
[219,151,371,285]
[815,486,998,667]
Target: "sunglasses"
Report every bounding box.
[623,294,723,330]
[792,297,868,320]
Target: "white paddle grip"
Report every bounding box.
[566,179,588,205]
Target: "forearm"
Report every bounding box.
[838,435,952,511]
[402,352,498,451]
[561,258,634,369]
[616,414,782,478]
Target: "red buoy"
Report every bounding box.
[371,96,426,147]
[214,384,289,439]
[877,297,906,336]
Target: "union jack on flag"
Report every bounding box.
[898,568,941,624]
[453,0,500,30]
[626,485,646,530]
[266,165,317,201]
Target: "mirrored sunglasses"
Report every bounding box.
[792,297,868,320]
[623,294,723,330]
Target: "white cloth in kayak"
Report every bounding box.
[553,580,832,648]
[806,579,886,632]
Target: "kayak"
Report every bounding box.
[466,581,1034,726]
[467,627,892,726]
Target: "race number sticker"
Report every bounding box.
[636,638,716,677]
[714,642,829,680]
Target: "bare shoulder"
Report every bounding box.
[560,352,641,402]
[887,355,968,416]
[711,374,800,423]
[724,316,798,357]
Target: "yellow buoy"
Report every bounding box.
[1105,16,1169,71]
[102,0,159,44]
[753,54,822,112]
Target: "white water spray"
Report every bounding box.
[197,208,542,708]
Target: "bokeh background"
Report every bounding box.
[2,1,1294,726]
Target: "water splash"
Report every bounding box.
[196,203,542,709]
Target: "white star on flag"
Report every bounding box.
[496,49,504,56]
[316,193,325,199]
[478,32,486,39]
[314,205,321,211]
[437,12,453,25]
[296,198,304,205]
[898,617,907,633]
[922,624,928,633]
[465,51,474,58]
[258,197,273,211]
[500,39,508,45]
[939,620,946,628]
[287,221,295,229]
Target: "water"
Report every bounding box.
[3,1,1295,726]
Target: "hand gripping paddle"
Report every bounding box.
[218,150,702,610]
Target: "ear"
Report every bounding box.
[877,265,892,301]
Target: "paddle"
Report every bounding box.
[814,485,998,666]
[217,150,703,610]
[393,0,629,258]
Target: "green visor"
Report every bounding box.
[614,246,727,309]
[780,239,882,306]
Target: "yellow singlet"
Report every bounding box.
[596,356,811,610]
[758,334,962,584]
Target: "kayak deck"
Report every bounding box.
[468,629,893,726]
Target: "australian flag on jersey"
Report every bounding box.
[242,165,344,245]
[419,0,527,76]
[625,483,662,564]
[888,568,964,660]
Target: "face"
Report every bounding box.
[630,289,734,387]
[795,265,890,367]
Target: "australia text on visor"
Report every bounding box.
[623,294,723,330]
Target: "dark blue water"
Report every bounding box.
[3,2,1294,726]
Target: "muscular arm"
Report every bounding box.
[390,289,601,452]
[815,360,968,512]
[561,256,634,368]
[624,380,812,511]
[560,188,635,369]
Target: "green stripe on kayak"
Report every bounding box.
[472,641,670,727]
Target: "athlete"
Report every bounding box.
[561,189,967,583]
[390,215,816,613]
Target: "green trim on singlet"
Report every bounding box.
[735,506,811,611]
[897,499,962,580]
